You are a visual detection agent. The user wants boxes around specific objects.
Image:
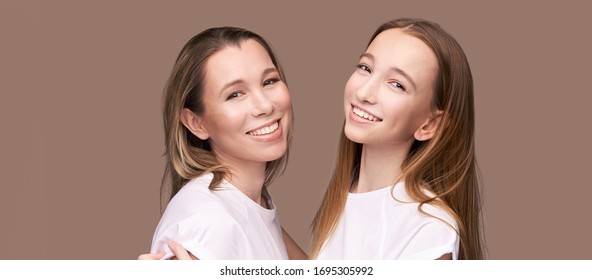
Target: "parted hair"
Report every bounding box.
[160,27,291,208]
[311,18,484,260]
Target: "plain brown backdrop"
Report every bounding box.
[2,0,591,259]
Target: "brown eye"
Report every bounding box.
[226,91,244,100]
[263,78,279,87]
[357,64,371,73]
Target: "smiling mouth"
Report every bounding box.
[247,120,280,136]
[352,106,382,122]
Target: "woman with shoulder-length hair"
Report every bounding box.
[147,26,304,260]
[311,18,484,260]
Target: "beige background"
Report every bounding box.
[1,1,591,259]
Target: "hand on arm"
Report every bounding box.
[138,252,166,260]
[138,240,198,260]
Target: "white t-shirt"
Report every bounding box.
[150,173,288,260]
[316,182,460,260]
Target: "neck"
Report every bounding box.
[215,152,266,205]
[353,142,412,193]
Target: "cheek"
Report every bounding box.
[274,85,292,110]
[409,94,434,119]
[381,98,417,125]
[396,102,429,132]
[207,107,242,133]
[343,74,358,99]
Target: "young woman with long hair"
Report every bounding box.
[311,18,484,260]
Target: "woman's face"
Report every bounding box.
[343,28,439,148]
[197,39,291,166]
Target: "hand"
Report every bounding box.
[138,252,166,260]
[138,240,197,260]
[167,240,196,260]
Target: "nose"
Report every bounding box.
[354,77,377,104]
[251,90,275,117]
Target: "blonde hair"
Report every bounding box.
[160,27,292,209]
[311,18,484,259]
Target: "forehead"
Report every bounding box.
[204,39,274,87]
[367,28,438,85]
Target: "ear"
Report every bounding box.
[179,108,209,140]
[414,110,443,141]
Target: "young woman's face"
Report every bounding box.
[198,39,291,166]
[343,28,439,148]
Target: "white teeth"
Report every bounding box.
[353,107,379,121]
[248,121,279,136]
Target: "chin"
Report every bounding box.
[343,125,365,144]
[261,143,288,162]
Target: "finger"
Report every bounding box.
[138,252,166,260]
[168,240,192,260]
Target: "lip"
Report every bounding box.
[246,118,283,142]
[349,104,382,123]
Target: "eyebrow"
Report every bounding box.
[219,67,279,95]
[360,53,417,90]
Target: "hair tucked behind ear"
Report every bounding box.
[311,18,484,260]
[160,27,292,211]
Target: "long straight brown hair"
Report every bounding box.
[311,18,484,259]
[160,27,292,210]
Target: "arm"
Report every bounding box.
[281,227,308,260]
[435,253,452,260]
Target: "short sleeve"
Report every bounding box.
[151,215,215,260]
[398,220,460,260]
[151,211,251,260]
